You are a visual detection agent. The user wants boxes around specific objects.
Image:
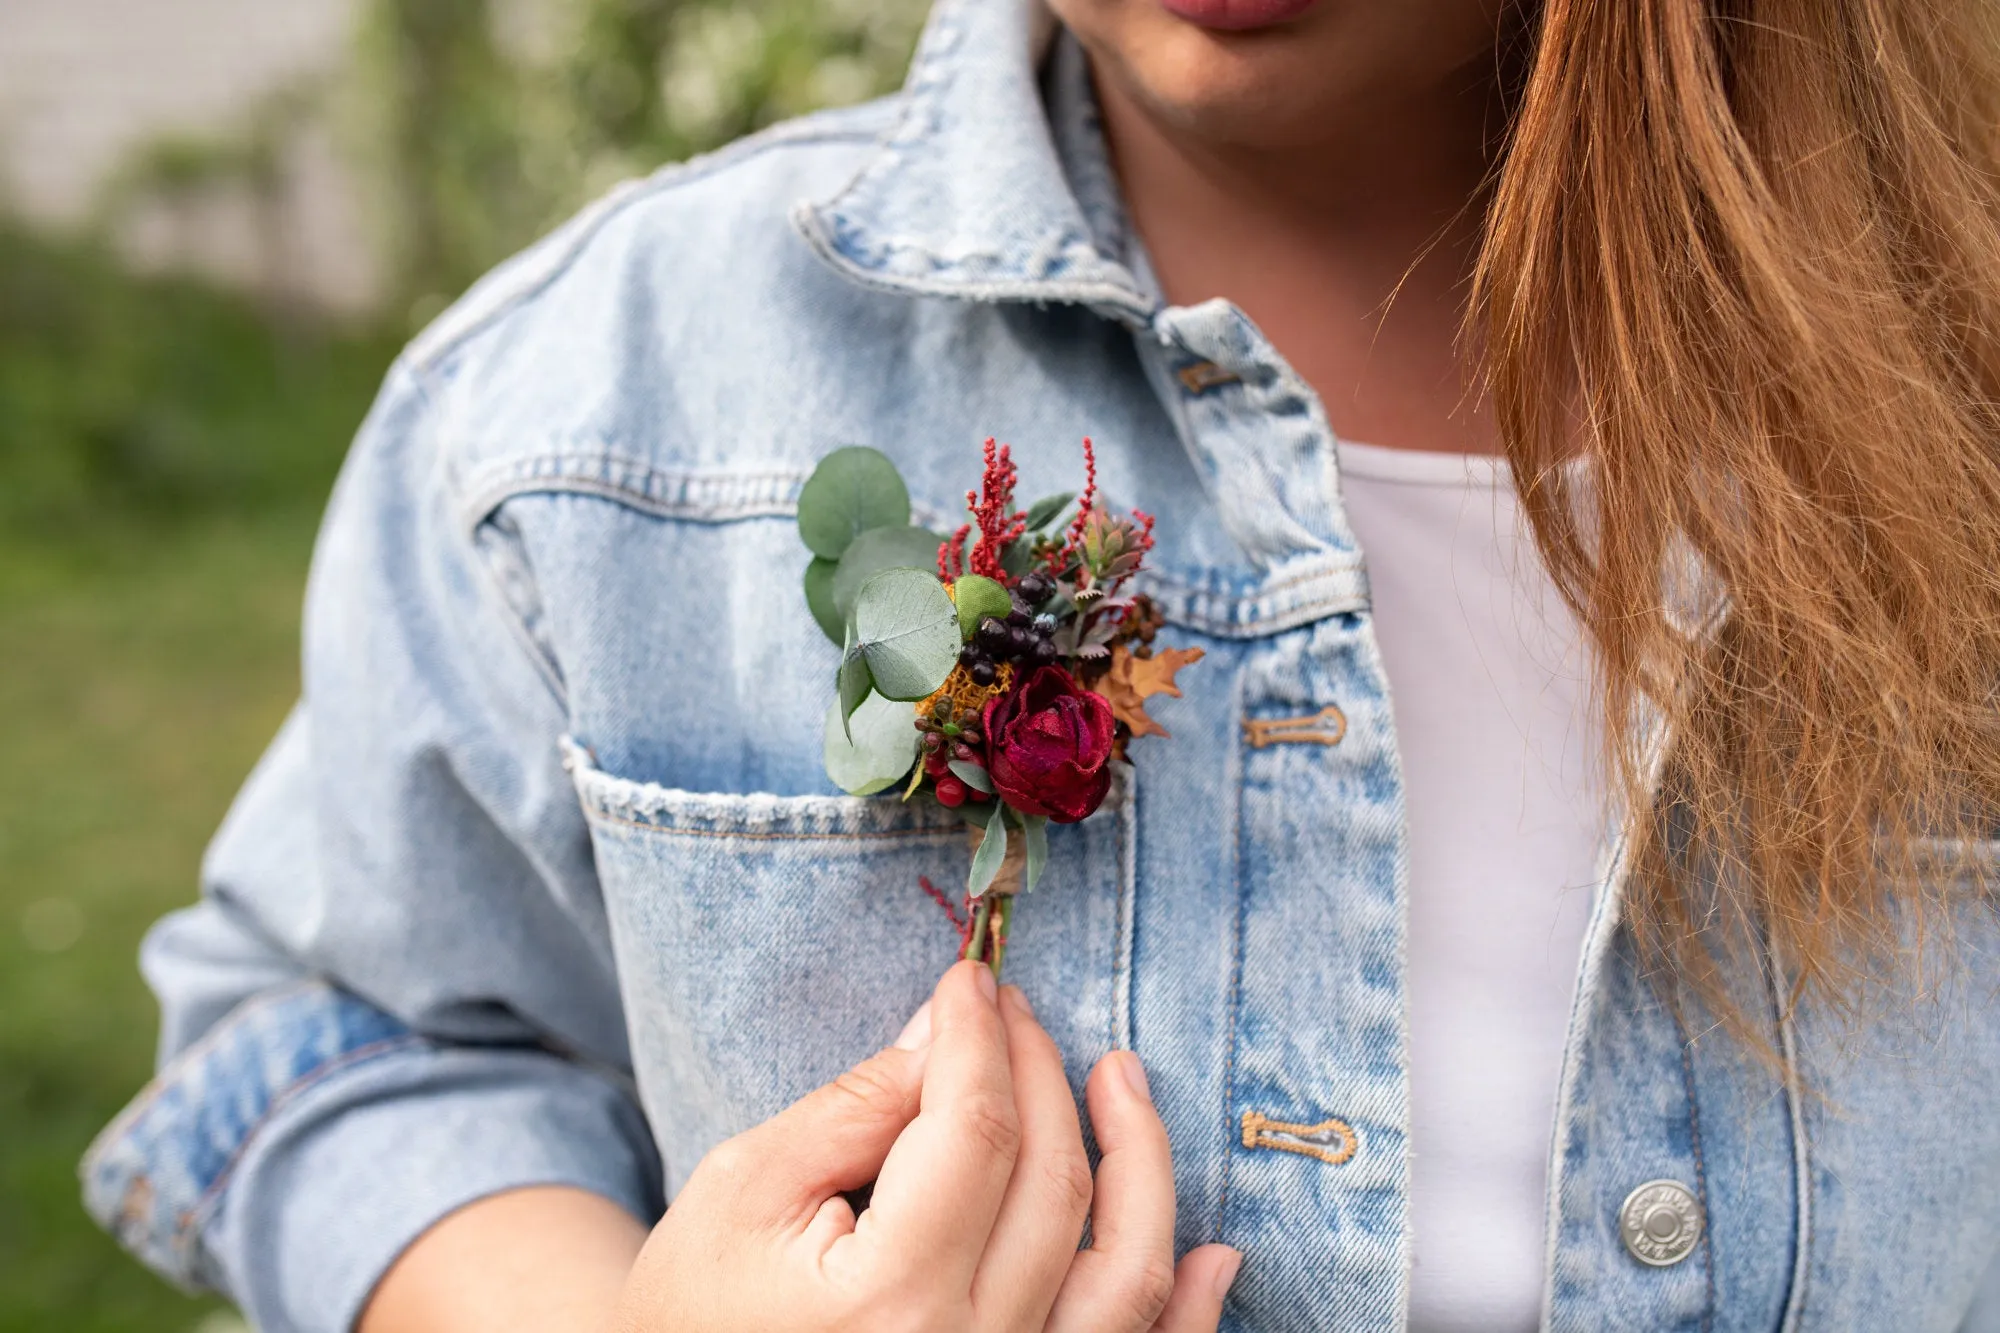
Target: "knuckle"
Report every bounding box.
[952,1089,1023,1161]
[826,1056,912,1123]
[1113,1255,1177,1328]
[1041,1148,1096,1220]
[694,1135,757,1191]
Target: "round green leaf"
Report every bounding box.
[832,526,946,626]
[852,567,959,701]
[823,695,919,796]
[803,558,843,644]
[837,650,874,733]
[951,574,1012,640]
[797,447,911,560]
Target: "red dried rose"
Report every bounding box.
[981,666,1116,823]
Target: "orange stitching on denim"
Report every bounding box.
[1242,705,1347,749]
[1240,1110,1358,1166]
[1177,360,1241,394]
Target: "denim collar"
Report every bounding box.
[792,0,1158,325]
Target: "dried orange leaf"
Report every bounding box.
[1096,644,1204,739]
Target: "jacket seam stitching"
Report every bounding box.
[1672,1003,1718,1332]
[1772,943,1812,1333]
[83,979,354,1160]
[582,809,965,842]
[1212,665,1250,1244]
[179,1034,427,1247]
[407,111,897,379]
[457,459,807,532]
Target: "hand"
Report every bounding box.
[612,960,1241,1332]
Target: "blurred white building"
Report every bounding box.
[0,0,380,310]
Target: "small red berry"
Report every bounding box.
[935,775,967,807]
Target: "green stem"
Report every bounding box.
[964,894,994,965]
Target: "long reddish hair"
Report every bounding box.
[1476,0,2000,1025]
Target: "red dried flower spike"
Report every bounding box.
[967,438,1026,581]
[1058,437,1098,571]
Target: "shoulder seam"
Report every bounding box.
[404,100,903,375]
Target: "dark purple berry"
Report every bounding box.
[970,659,998,686]
[1008,626,1034,658]
[1017,572,1052,604]
[959,644,983,669]
[1031,638,1059,666]
[1006,607,1031,628]
[977,617,1011,652]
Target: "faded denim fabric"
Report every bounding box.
[82,2,2000,1330]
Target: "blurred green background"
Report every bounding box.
[0,2,925,1327]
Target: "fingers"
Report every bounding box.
[1045,1051,1180,1333]
[717,1003,934,1233]
[968,986,1094,1327]
[849,960,1022,1290]
[1150,1245,1242,1333]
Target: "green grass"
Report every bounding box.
[0,228,400,1330]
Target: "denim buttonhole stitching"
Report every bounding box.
[1240,1110,1359,1166]
[1176,360,1241,395]
[1242,705,1347,749]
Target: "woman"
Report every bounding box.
[85,0,2000,1330]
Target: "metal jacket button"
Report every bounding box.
[1618,1180,1703,1266]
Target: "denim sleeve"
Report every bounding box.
[81,357,662,1330]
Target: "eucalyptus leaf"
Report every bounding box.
[837,651,873,736]
[851,568,959,701]
[947,759,994,794]
[803,558,843,644]
[1021,814,1049,892]
[832,526,947,626]
[967,816,1008,897]
[1023,491,1076,532]
[951,574,1012,640]
[797,446,911,560]
[959,800,995,829]
[823,695,919,796]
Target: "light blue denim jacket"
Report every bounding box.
[83,2,2000,1330]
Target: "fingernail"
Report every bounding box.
[1118,1050,1151,1103]
[894,1001,933,1050]
[1001,985,1033,1019]
[1212,1249,1243,1301]
[972,961,998,1003]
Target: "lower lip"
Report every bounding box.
[1157,0,1319,31]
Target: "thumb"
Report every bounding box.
[1151,1245,1242,1333]
[725,1002,933,1230]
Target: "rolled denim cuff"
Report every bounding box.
[82,982,662,1333]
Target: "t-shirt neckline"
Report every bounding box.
[1335,438,1510,489]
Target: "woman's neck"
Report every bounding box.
[1094,59,1504,455]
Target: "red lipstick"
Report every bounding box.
[1157,0,1320,31]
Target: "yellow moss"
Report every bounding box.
[922,661,1014,722]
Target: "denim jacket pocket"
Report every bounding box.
[562,739,1133,1191]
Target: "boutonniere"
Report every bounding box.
[798,438,1202,978]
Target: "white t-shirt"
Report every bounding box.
[1333,440,1606,1333]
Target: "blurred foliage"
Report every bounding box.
[0,4,928,1326]
[0,225,403,537]
[351,0,929,311]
